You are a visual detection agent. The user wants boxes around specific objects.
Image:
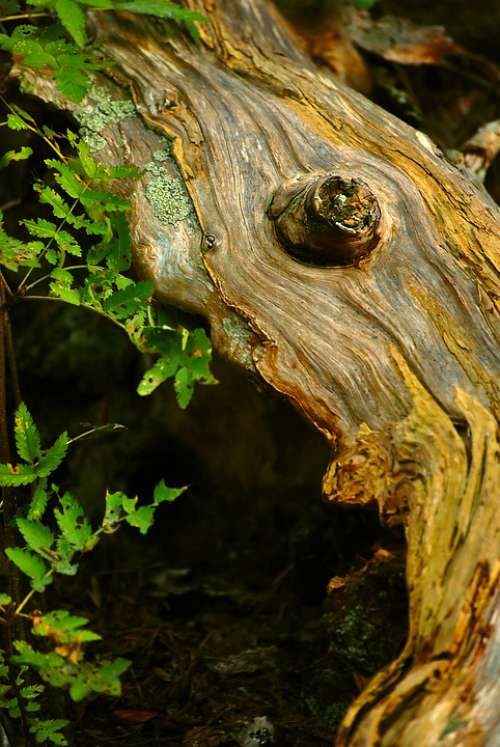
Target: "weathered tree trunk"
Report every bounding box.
[21,0,499,744]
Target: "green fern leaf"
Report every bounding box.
[14,402,41,463]
[5,112,28,130]
[0,213,43,271]
[36,433,69,478]
[16,518,53,553]
[29,718,69,746]
[0,146,32,169]
[28,481,49,521]
[103,280,153,319]
[5,548,49,590]
[174,366,193,409]
[45,159,85,200]
[0,463,37,486]
[55,0,87,48]
[32,609,100,644]
[54,66,91,103]
[54,492,92,550]
[117,0,206,24]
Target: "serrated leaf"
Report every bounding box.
[37,432,68,478]
[0,146,32,169]
[55,0,87,47]
[102,491,124,531]
[20,683,44,700]
[5,548,49,588]
[23,49,57,68]
[81,189,129,212]
[103,280,153,320]
[28,481,49,520]
[54,66,90,103]
[0,463,37,486]
[37,187,89,229]
[137,355,178,396]
[0,213,43,270]
[13,640,62,664]
[50,267,73,285]
[21,219,81,255]
[174,366,193,409]
[125,505,155,535]
[32,609,99,643]
[46,158,85,200]
[75,138,97,178]
[153,479,185,505]
[118,0,206,24]
[54,492,92,551]
[16,518,53,553]
[5,113,28,130]
[29,717,69,746]
[105,163,143,179]
[50,282,81,306]
[22,217,58,239]
[69,676,91,701]
[106,213,131,271]
[14,402,41,462]
[0,594,12,607]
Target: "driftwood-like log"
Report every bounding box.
[19,1,500,744]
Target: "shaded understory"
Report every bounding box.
[13,303,407,746]
[2,0,498,742]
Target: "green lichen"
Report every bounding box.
[75,86,136,151]
[329,604,396,675]
[144,148,194,226]
[439,718,467,740]
[222,316,255,371]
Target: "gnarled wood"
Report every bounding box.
[18,1,500,744]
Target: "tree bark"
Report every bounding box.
[18,1,500,744]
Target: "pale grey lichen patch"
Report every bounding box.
[222,315,256,372]
[144,147,195,226]
[75,86,136,151]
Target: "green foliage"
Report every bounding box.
[0,402,68,488]
[352,0,379,9]
[0,404,184,743]
[4,548,50,592]
[0,0,206,101]
[0,4,212,740]
[29,718,70,745]
[0,110,216,403]
[15,401,42,462]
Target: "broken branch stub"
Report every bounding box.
[269,175,381,266]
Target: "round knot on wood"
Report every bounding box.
[269,175,381,267]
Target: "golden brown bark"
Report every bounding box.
[19,1,500,744]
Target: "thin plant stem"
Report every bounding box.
[0,11,50,21]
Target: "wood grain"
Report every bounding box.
[20,1,500,743]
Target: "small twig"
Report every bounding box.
[0,11,50,22]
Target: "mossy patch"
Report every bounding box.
[144,148,195,226]
[75,86,136,151]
